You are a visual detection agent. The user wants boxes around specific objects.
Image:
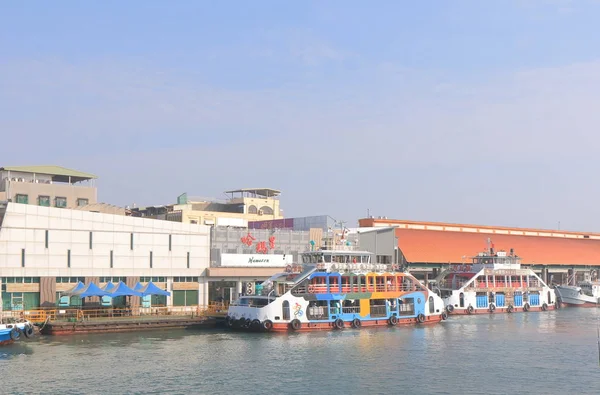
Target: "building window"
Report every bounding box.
[187,252,190,269]
[38,195,50,207]
[77,198,89,206]
[55,277,85,283]
[259,206,274,215]
[45,230,49,249]
[2,277,40,284]
[130,233,134,250]
[55,197,67,208]
[172,290,198,306]
[169,234,172,251]
[248,205,258,214]
[99,276,126,283]
[21,249,25,267]
[89,232,93,249]
[140,277,166,283]
[1,292,40,311]
[150,251,153,268]
[173,277,199,283]
[110,250,113,268]
[67,249,71,268]
[190,220,198,224]
[16,194,28,204]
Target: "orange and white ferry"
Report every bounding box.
[431,241,556,315]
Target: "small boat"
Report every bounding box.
[226,249,447,332]
[555,280,600,307]
[0,318,35,346]
[431,241,557,315]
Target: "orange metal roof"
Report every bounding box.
[395,228,600,266]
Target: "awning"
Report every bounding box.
[108,281,143,297]
[102,282,116,292]
[73,283,111,298]
[62,281,85,296]
[138,281,171,297]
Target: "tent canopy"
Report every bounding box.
[139,281,171,297]
[74,282,111,298]
[102,282,116,292]
[108,281,143,297]
[62,281,85,296]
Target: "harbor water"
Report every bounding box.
[2,308,600,394]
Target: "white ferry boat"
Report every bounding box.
[555,280,600,307]
[431,243,556,315]
[226,249,446,332]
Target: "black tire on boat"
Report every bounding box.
[334,318,344,330]
[417,314,426,323]
[251,319,261,330]
[263,320,273,331]
[542,303,548,311]
[467,305,474,314]
[441,311,448,320]
[351,318,361,328]
[523,303,530,312]
[489,303,496,313]
[446,305,454,313]
[9,328,20,341]
[507,305,514,313]
[290,319,301,331]
[23,325,34,338]
[388,316,398,326]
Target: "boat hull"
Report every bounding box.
[447,304,555,315]
[555,286,599,307]
[229,314,444,332]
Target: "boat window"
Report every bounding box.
[282,300,290,320]
[429,296,435,313]
[459,292,464,308]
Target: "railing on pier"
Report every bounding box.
[0,302,229,324]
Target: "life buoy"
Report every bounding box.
[23,325,34,338]
[417,313,426,323]
[441,311,448,320]
[489,303,496,313]
[263,320,273,331]
[388,316,398,326]
[446,305,454,313]
[290,319,301,331]
[9,328,20,341]
[523,303,530,312]
[308,284,316,293]
[351,318,361,328]
[334,318,344,330]
[542,303,548,311]
[467,305,474,314]
[507,305,514,313]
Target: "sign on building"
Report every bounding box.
[220,254,293,267]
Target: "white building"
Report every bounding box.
[0,202,210,311]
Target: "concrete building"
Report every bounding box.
[249,214,336,232]
[0,202,210,311]
[0,165,97,208]
[358,217,600,285]
[132,188,283,227]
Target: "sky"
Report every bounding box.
[1,0,600,230]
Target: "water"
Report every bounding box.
[2,309,600,394]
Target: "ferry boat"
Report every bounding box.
[555,279,600,307]
[0,318,35,346]
[431,243,556,315]
[226,249,447,332]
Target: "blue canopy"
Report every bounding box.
[102,282,116,292]
[62,281,85,296]
[108,281,143,297]
[74,282,111,298]
[133,282,144,292]
[139,281,171,297]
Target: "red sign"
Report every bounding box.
[256,241,268,254]
[241,233,256,246]
[269,236,276,250]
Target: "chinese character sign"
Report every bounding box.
[256,241,268,254]
[269,236,276,250]
[241,233,256,246]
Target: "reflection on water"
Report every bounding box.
[1,310,600,394]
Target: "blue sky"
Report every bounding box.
[2,1,600,230]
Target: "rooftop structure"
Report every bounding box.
[0,165,97,208]
[133,187,283,226]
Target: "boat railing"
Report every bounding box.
[307,283,419,294]
[440,279,543,289]
[341,306,360,314]
[369,305,387,317]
